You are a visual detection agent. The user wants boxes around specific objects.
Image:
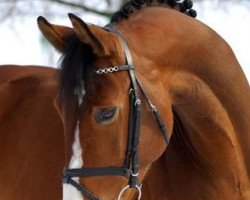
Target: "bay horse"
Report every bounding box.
[0,0,250,199]
[37,0,250,199]
[0,65,64,200]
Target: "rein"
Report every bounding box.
[63,25,170,200]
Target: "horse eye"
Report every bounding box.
[95,107,117,123]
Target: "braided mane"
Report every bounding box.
[58,0,197,107]
[111,0,197,23]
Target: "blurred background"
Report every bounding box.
[0,0,249,81]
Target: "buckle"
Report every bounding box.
[62,176,70,184]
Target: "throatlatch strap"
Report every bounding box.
[137,80,171,145]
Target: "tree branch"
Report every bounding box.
[46,0,114,17]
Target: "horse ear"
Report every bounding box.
[37,16,73,52]
[68,13,116,56]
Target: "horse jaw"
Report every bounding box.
[63,121,84,200]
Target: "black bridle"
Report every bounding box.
[63,25,171,200]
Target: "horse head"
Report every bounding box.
[38,9,172,199]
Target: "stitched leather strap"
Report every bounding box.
[64,167,131,178]
[63,177,100,200]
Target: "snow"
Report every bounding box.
[0,1,249,81]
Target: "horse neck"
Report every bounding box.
[117,7,250,198]
[167,48,250,197]
[142,80,250,199]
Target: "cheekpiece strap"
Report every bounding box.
[104,24,142,189]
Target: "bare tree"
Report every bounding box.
[1,0,250,21]
[0,0,249,66]
[0,0,128,21]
